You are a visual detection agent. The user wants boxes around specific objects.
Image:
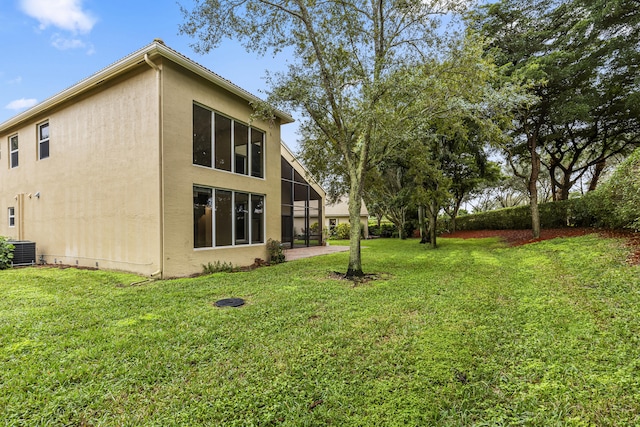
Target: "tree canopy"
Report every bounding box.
[181,0,471,276]
[468,0,640,236]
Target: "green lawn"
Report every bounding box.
[1,235,639,426]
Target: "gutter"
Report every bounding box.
[144,51,164,279]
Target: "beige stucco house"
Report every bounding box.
[0,40,325,277]
[325,197,369,238]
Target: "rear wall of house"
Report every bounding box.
[0,67,161,275]
[160,60,283,277]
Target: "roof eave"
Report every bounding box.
[0,41,293,133]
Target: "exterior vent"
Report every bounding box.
[11,241,36,266]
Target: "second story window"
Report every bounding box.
[9,135,18,168]
[193,103,265,178]
[38,122,50,160]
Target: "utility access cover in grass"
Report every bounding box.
[215,298,245,307]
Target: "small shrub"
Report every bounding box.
[267,239,285,264]
[202,260,237,274]
[330,223,351,240]
[596,148,640,231]
[0,237,14,270]
[369,223,395,238]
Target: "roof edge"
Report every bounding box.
[0,40,293,133]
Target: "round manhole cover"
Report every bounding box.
[215,298,245,307]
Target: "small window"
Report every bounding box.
[38,122,50,160]
[329,218,337,231]
[9,135,18,168]
[8,207,15,227]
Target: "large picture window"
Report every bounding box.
[193,186,265,249]
[192,103,265,177]
[38,122,49,160]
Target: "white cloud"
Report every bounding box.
[51,34,85,50]
[20,0,97,34]
[51,34,96,54]
[7,76,23,85]
[5,98,38,110]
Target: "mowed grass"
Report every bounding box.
[1,235,639,426]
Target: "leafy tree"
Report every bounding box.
[181,0,468,277]
[365,161,413,239]
[469,0,640,237]
[595,147,640,231]
[543,0,640,199]
[443,156,501,232]
[396,36,525,247]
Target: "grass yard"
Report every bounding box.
[1,235,640,426]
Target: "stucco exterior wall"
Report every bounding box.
[0,67,161,275]
[160,60,283,277]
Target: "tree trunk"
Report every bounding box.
[588,158,606,191]
[419,206,429,244]
[450,199,461,233]
[428,199,438,249]
[529,147,541,239]
[346,179,364,278]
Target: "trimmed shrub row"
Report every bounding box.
[456,148,640,233]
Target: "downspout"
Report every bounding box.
[16,193,25,240]
[145,52,164,278]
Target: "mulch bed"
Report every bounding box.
[441,228,640,265]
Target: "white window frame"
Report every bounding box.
[8,207,15,228]
[192,103,266,179]
[193,186,266,250]
[9,134,18,168]
[38,121,50,160]
[250,128,265,179]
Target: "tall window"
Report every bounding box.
[251,128,264,178]
[234,122,248,175]
[193,103,265,177]
[215,116,232,171]
[38,122,49,160]
[8,207,15,227]
[251,195,264,244]
[193,105,212,167]
[215,189,233,246]
[9,135,18,168]
[193,187,212,248]
[193,186,265,248]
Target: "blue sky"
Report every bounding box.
[0,0,301,148]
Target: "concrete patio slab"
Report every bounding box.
[284,245,350,261]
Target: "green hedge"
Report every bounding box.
[456,148,640,232]
[455,200,571,231]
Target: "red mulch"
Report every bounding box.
[441,228,640,265]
